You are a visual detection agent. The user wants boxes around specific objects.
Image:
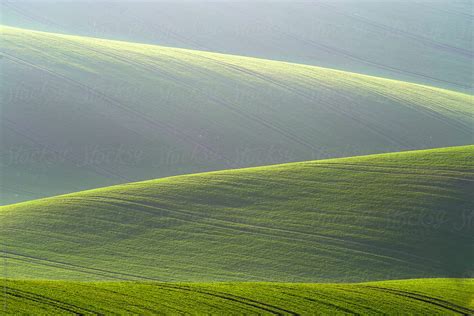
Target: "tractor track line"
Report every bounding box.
[361,285,474,315]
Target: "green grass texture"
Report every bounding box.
[1,25,473,205]
[3,278,473,315]
[1,145,472,282]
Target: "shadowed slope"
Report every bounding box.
[1,26,473,204]
[1,146,473,282]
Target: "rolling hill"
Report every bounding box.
[2,0,472,92]
[5,279,473,315]
[1,145,473,282]
[1,25,473,205]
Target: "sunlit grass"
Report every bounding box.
[1,145,472,282]
[4,278,473,315]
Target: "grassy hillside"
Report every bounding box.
[1,26,473,205]
[2,0,472,92]
[4,279,473,315]
[1,146,473,282]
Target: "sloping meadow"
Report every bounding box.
[2,146,472,282]
[1,26,472,205]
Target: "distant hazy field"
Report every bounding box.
[2,26,472,204]
[2,0,472,92]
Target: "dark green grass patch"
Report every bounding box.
[2,278,473,315]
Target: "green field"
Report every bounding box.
[2,3,473,313]
[4,279,473,315]
[2,1,472,92]
[2,25,473,205]
[2,145,472,282]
